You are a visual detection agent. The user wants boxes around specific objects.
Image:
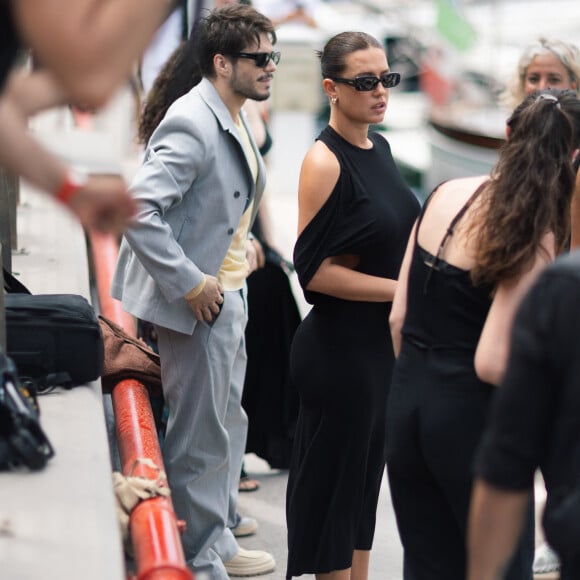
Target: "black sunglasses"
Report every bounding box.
[234,51,281,68]
[331,72,401,91]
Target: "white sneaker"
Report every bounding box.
[231,515,258,537]
[224,547,276,577]
[533,543,561,574]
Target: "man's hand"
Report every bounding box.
[68,174,137,234]
[185,275,224,322]
[247,238,265,273]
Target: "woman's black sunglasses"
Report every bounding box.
[331,72,401,91]
[234,51,281,68]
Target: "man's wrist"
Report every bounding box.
[185,276,207,300]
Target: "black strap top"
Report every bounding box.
[401,181,494,350]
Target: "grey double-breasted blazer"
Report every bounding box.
[111,78,266,335]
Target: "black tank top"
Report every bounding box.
[402,182,493,351]
[293,125,420,305]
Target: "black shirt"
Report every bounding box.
[475,250,580,496]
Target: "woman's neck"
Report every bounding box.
[329,118,371,149]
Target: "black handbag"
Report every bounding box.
[3,269,104,391]
[0,348,54,470]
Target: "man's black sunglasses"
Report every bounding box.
[234,51,281,68]
[331,72,401,91]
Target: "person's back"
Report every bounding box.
[402,176,493,351]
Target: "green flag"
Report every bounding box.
[436,0,477,52]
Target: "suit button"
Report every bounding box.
[227,228,234,235]
[233,191,241,198]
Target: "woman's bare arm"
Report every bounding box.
[475,231,555,385]
[389,222,417,357]
[467,480,530,580]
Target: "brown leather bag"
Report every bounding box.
[98,316,161,396]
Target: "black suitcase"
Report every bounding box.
[3,269,104,390]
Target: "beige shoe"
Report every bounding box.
[231,515,258,538]
[224,547,275,577]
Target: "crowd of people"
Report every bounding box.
[3,1,580,579]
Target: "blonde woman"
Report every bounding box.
[504,38,580,250]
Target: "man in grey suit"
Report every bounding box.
[111,5,278,578]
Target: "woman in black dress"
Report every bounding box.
[386,89,580,579]
[286,31,420,579]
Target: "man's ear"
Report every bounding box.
[505,124,511,140]
[214,54,230,76]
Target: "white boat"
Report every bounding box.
[412,0,580,194]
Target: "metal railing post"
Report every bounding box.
[88,228,192,580]
[0,168,19,271]
[0,242,5,351]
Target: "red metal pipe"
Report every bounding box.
[114,379,191,580]
[89,229,136,335]
[88,229,193,580]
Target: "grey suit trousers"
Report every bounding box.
[155,287,248,579]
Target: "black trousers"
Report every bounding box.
[386,341,534,579]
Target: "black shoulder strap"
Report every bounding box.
[414,181,448,245]
[430,180,489,266]
[3,268,31,295]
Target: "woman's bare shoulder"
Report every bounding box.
[297,141,341,233]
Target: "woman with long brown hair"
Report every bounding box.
[386,88,580,579]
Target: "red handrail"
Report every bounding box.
[88,228,193,580]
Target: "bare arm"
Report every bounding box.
[389,222,417,357]
[475,232,555,385]
[467,480,530,580]
[13,0,175,107]
[307,256,397,302]
[298,142,395,302]
[272,6,317,28]
[0,69,71,193]
[0,69,136,232]
[570,169,580,250]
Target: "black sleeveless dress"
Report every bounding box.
[286,125,419,577]
[385,183,533,579]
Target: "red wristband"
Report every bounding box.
[54,170,87,205]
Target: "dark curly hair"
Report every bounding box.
[138,40,197,144]
[139,3,275,143]
[470,88,580,286]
